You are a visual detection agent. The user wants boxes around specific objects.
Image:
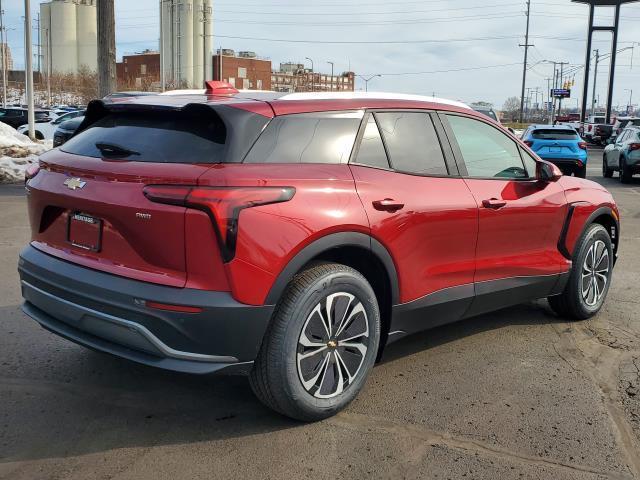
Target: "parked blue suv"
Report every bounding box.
[521,125,588,178]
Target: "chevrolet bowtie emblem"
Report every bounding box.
[63,177,86,190]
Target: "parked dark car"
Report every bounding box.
[0,108,50,129]
[52,116,85,147]
[20,86,620,421]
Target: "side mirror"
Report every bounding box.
[537,161,562,182]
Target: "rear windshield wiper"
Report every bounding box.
[95,142,140,157]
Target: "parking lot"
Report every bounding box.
[1,148,639,480]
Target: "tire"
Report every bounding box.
[602,155,613,178]
[548,224,613,320]
[249,262,380,421]
[35,131,44,140]
[576,165,587,179]
[620,159,633,184]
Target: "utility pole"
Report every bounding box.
[518,0,533,123]
[35,12,40,73]
[545,77,552,121]
[24,0,35,140]
[97,0,116,98]
[0,0,6,108]
[557,62,569,116]
[327,61,334,92]
[591,49,599,115]
[160,0,165,91]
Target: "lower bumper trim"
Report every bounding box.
[22,301,251,375]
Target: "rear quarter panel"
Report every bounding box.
[197,164,370,305]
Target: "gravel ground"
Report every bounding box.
[0,149,639,479]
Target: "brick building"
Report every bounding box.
[212,50,272,91]
[271,62,355,93]
[116,50,160,89]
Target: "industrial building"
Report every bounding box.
[39,0,97,75]
[117,50,160,89]
[160,0,214,88]
[0,43,13,71]
[212,50,272,91]
[272,63,355,93]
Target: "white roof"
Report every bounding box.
[277,91,471,110]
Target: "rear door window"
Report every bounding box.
[244,111,362,164]
[60,111,226,163]
[375,112,448,176]
[352,115,390,169]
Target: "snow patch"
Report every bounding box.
[0,122,51,183]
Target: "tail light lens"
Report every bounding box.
[630,143,640,151]
[144,185,295,262]
[588,125,593,132]
[24,163,40,183]
[524,140,533,148]
[578,142,588,150]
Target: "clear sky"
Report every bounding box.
[3,0,640,109]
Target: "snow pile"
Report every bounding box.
[0,122,51,183]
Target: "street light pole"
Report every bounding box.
[357,74,381,92]
[327,61,334,92]
[305,57,314,92]
[24,0,35,140]
[625,89,633,114]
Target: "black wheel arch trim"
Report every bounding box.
[558,204,620,262]
[265,232,400,306]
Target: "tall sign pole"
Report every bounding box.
[573,0,639,124]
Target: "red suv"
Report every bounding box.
[19,84,620,421]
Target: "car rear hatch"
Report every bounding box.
[531,129,582,156]
[26,98,272,289]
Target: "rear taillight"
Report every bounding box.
[578,142,588,150]
[24,163,40,183]
[144,185,295,262]
[588,125,593,132]
[524,140,533,148]
[630,143,640,151]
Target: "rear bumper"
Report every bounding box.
[18,245,274,375]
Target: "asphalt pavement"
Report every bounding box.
[1,149,639,479]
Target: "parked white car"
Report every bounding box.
[17,110,84,140]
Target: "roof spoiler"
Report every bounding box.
[205,81,239,96]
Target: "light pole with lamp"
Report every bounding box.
[357,74,381,92]
[625,89,633,114]
[305,57,314,92]
[327,61,334,92]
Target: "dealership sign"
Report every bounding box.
[551,88,571,98]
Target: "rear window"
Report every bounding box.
[532,129,578,140]
[244,111,362,164]
[61,111,226,163]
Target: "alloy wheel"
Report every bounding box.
[581,240,610,307]
[296,292,369,399]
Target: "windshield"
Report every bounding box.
[532,129,579,140]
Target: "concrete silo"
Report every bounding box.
[40,0,98,75]
[50,0,78,73]
[160,0,213,89]
[76,0,97,72]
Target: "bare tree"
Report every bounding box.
[502,96,521,122]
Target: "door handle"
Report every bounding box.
[482,198,507,210]
[373,198,405,213]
